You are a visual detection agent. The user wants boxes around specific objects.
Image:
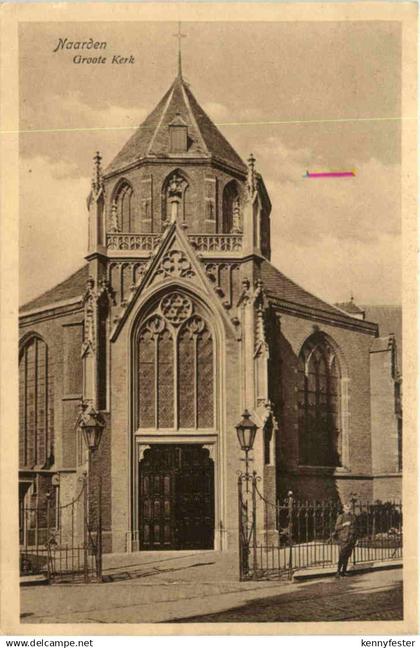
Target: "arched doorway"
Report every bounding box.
[139,444,214,550]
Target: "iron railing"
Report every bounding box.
[238,473,402,581]
[20,477,102,583]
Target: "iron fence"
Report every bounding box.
[238,473,402,581]
[20,477,102,583]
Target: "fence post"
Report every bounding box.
[83,474,89,584]
[287,490,294,580]
[46,492,51,580]
[238,475,243,580]
[252,472,257,576]
[96,474,103,580]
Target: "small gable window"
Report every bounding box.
[169,112,188,153]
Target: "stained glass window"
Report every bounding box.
[138,325,157,428]
[137,296,214,430]
[178,327,195,428]
[19,337,52,468]
[197,328,214,428]
[298,335,341,467]
[157,329,174,428]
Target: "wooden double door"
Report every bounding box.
[139,444,215,550]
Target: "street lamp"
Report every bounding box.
[236,409,258,489]
[77,401,105,581]
[78,403,105,453]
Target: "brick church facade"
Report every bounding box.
[19,68,402,557]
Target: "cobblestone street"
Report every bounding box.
[21,566,402,625]
[172,570,403,623]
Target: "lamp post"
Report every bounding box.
[236,409,258,492]
[77,401,104,581]
[236,410,258,579]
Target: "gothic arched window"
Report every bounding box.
[161,171,192,229]
[222,180,241,233]
[113,181,136,232]
[137,293,214,430]
[19,336,54,468]
[298,334,341,467]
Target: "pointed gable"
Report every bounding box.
[110,223,238,341]
[105,76,247,176]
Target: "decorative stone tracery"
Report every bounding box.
[155,249,195,281]
[137,293,214,430]
[160,292,193,325]
[82,277,115,355]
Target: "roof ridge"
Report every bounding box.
[183,82,246,170]
[179,79,209,155]
[20,264,88,312]
[146,80,176,156]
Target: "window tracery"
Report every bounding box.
[112,181,137,232]
[137,293,214,430]
[297,334,342,467]
[19,336,53,468]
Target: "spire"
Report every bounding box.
[247,153,256,193]
[104,65,247,175]
[173,21,186,78]
[92,150,103,194]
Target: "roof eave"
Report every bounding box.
[103,152,247,180]
[268,295,378,335]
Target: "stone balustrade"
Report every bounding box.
[188,234,243,253]
[106,232,243,253]
[106,234,161,251]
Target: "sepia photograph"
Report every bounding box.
[0,2,417,635]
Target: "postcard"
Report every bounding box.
[0,1,417,636]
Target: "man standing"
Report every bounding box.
[334,503,357,577]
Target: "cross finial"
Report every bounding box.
[173,21,186,78]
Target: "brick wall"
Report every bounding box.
[19,306,84,473]
[370,348,400,474]
[90,411,112,553]
[270,310,376,503]
[104,162,246,235]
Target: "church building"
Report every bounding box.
[19,62,402,558]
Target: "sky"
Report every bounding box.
[19,20,401,306]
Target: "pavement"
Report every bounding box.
[20,551,403,624]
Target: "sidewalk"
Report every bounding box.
[21,563,403,624]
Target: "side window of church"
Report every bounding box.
[137,293,214,430]
[297,335,341,467]
[113,181,140,233]
[222,180,241,233]
[19,336,54,468]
